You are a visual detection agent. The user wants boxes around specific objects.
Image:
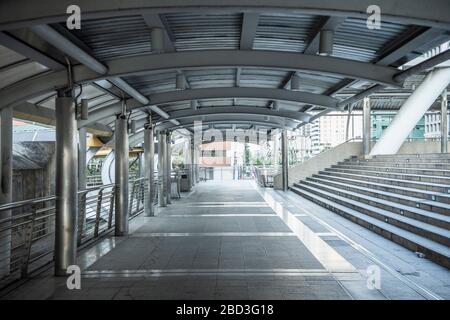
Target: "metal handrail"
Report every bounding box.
[0,177,156,289]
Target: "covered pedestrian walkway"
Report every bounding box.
[3,180,448,300]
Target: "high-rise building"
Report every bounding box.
[302,112,363,155]
[372,111,425,140]
[424,112,450,138]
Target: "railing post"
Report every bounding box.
[21,207,37,278]
[108,186,115,229]
[129,180,136,216]
[77,192,87,245]
[94,189,103,238]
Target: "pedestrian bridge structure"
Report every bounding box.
[0,0,449,300]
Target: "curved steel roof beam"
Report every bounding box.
[0,0,449,30]
[0,50,400,111]
[158,114,297,131]
[127,119,288,147]
[77,86,325,129]
[156,106,311,123]
[145,87,339,110]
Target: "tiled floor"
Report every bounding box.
[2,180,448,300]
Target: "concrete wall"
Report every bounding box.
[273,139,449,190]
[274,141,363,189]
[12,142,56,202]
[396,140,447,154]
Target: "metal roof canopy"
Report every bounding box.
[0,1,449,140]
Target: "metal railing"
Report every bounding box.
[0,178,155,289]
[253,166,280,188]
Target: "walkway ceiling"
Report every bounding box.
[0,0,449,142]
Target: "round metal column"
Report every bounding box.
[441,89,448,153]
[114,115,129,236]
[55,96,78,276]
[363,97,372,157]
[158,131,167,207]
[144,121,155,216]
[166,131,172,204]
[281,129,289,191]
[190,137,196,187]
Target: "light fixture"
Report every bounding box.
[80,99,89,120]
[176,74,185,90]
[151,28,164,53]
[291,74,301,91]
[319,30,334,56]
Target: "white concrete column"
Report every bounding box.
[144,121,155,216]
[114,115,129,236]
[363,98,371,156]
[55,95,78,276]
[0,107,12,279]
[441,89,448,153]
[371,68,450,156]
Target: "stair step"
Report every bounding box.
[290,186,450,269]
[308,175,450,225]
[344,160,450,170]
[293,181,450,246]
[336,163,450,177]
[325,168,450,185]
[313,173,450,205]
[320,169,450,194]
[370,153,450,161]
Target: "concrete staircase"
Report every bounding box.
[290,153,450,269]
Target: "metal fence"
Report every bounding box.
[0,178,155,289]
[253,166,280,188]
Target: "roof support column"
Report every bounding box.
[0,107,12,279]
[55,94,78,276]
[191,138,196,187]
[281,129,289,191]
[363,98,372,157]
[371,68,450,156]
[144,120,155,216]
[441,89,448,153]
[166,132,172,205]
[114,115,129,236]
[158,131,167,207]
[194,144,200,184]
[345,105,353,141]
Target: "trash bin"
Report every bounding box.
[180,173,191,192]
